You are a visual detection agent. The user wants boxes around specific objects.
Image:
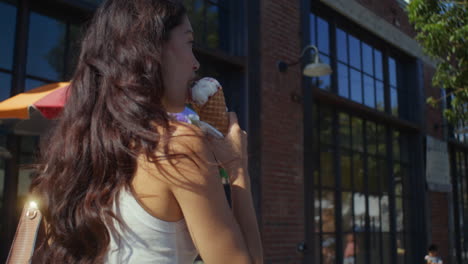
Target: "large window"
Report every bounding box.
[26,11,82,91]
[310,14,408,119]
[0,1,17,101]
[313,103,412,264]
[184,0,229,51]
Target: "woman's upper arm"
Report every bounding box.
[157,124,252,264]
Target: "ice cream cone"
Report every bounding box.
[191,89,229,135]
[190,77,229,136]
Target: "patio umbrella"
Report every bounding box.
[0,82,70,135]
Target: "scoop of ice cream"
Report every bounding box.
[191,77,222,106]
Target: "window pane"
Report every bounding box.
[349,34,361,70]
[354,192,366,231]
[362,42,373,75]
[342,192,353,232]
[376,80,385,111]
[185,0,205,45]
[369,195,380,231]
[339,112,351,148]
[366,121,377,155]
[310,14,316,46]
[317,17,329,55]
[336,28,347,63]
[343,233,357,263]
[374,50,383,80]
[206,4,220,49]
[320,106,333,144]
[393,130,400,161]
[321,148,335,187]
[354,154,364,192]
[381,195,390,232]
[352,117,364,152]
[355,232,367,264]
[0,72,12,101]
[382,232,392,264]
[321,190,335,232]
[341,151,352,190]
[318,55,331,91]
[396,197,404,232]
[376,125,386,156]
[364,75,375,108]
[389,57,397,87]
[391,87,398,116]
[0,1,16,70]
[25,78,47,91]
[369,157,379,193]
[370,231,382,264]
[338,63,349,98]
[315,191,320,229]
[350,69,362,103]
[27,12,66,80]
[322,234,336,264]
[397,233,406,264]
[66,24,83,79]
[379,158,389,193]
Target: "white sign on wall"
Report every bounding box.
[426,136,452,192]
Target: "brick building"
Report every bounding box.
[0,0,464,263]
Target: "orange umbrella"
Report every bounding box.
[0,82,70,135]
[0,82,70,119]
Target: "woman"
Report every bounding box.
[30,0,263,263]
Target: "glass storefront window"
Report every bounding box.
[314,103,413,264]
[184,0,228,51]
[0,72,12,101]
[0,1,16,71]
[27,12,67,81]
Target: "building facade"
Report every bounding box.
[0,0,464,264]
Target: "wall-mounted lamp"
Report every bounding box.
[277,45,333,77]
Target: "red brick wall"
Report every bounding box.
[260,0,305,263]
[356,0,416,37]
[429,192,450,263]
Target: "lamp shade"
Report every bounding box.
[303,52,333,77]
[303,62,333,77]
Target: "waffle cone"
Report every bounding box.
[191,89,229,135]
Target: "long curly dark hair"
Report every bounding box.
[30,0,188,262]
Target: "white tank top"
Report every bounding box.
[105,189,199,264]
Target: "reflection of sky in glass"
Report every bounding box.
[310,14,316,46]
[389,57,397,87]
[364,75,375,108]
[338,63,349,98]
[349,35,361,70]
[317,17,329,55]
[374,50,383,80]
[362,42,373,76]
[25,78,47,91]
[0,72,12,101]
[27,12,66,80]
[336,28,347,63]
[318,55,331,91]
[350,69,362,103]
[376,81,385,111]
[0,2,16,70]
